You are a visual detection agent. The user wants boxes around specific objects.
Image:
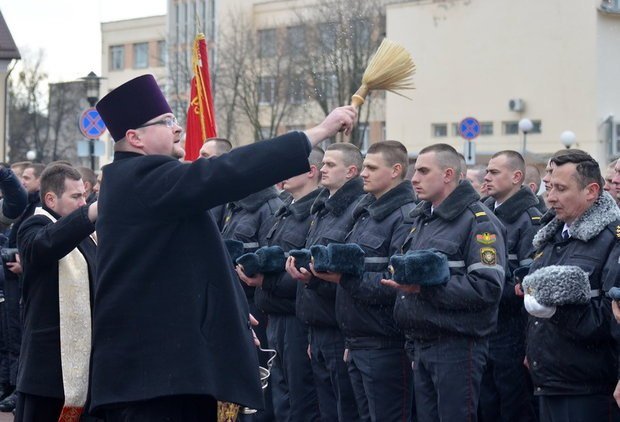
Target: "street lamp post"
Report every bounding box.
[81,71,102,170]
[518,118,534,156]
[560,130,576,149]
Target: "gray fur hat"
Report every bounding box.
[522,265,590,306]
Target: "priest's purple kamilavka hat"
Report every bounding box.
[96,74,172,142]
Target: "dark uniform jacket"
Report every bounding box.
[394,181,506,340]
[5,192,41,281]
[297,178,365,328]
[0,167,27,227]
[221,187,283,301]
[484,186,541,346]
[526,192,620,396]
[336,181,416,346]
[91,132,311,412]
[254,188,322,315]
[16,205,96,398]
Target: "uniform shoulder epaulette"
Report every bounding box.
[605,220,620,241]
[526,207,542,225]
[467,202,489,222]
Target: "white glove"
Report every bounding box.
[524,293,556,318]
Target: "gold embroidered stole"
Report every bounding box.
[33,207,94,412]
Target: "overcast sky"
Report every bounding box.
[2,0,166,82]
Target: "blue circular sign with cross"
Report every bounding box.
[459,117,480,141]
[79,107,106,140]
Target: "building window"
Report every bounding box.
[259,76,275,104]
[258,29,277,58]
[314,72,337,99]
[133,42,149,69]
[288,75,306,104]
[432,123,448,138]
[287,26,305,56]
[452,123,460,136]
[358,123,370,152]
[531,120,542,134]
[260,127,271,140]
[157,40,167,67]
[352,19,371,51]
[503,121,519,135]
[480,122,493,136]
[109,45,124,70]
[318,22,337,53]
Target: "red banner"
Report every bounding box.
[185,33,217,161]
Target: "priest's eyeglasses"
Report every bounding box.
[137,116,179,129]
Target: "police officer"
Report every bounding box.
[526,152,620,422]
[219,161,283,422]
[236,147,324,421]
[287,143,364,421]
[385,143,506,422]
[312,141,415,421]
[479,150,540,422]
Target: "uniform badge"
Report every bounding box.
[616,225,620,239]
[480,247,497,266]
[476,232,496,245]
[410,227,417,234]
[534,251,544,260]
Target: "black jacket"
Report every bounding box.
[336,181,416,344]
[297,178,365,328]
[221,187,283,301]
[91,132,311,412]
[0,167,27,227]
[255,188,322,315]
[5,191,41,282]
[526,192,620,396]
[16,205,96,398]
[484,187,541,338]
[394,181,506,340]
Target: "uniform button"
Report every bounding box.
[534,321,539,326]
[533,361,538,367]
[536,387,541,392]
[401,295,406,299]
[555,246,561,252]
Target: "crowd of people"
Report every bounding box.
[0,73,617,422]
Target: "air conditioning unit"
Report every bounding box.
[509,98,525,112]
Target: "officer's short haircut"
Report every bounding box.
[40,164,82,203]
[77,166,97,188]
[607,159,618,170]
[419,144,461,178]
[204,137,233,155]
[550,148,588,160]
[457,154,467,179]
[550,152,604,191]
[326,143,363,171]
[468,165,486,184]
[10,161,31,174]
[492,150,525,175]
[367,141,408,179]
[25,163,46,178]
[524,165,542,190]
[309,147,325,173]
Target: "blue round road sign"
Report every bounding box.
[459,117,480,141]
[79,108,106,140]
